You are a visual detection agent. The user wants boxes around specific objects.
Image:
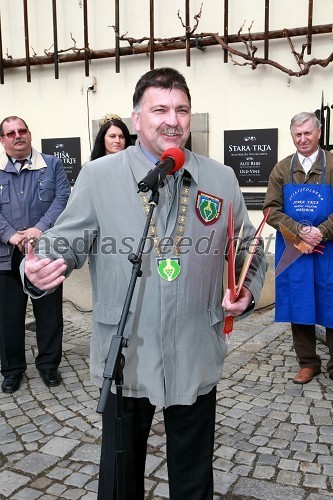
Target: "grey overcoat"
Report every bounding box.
[31,142,267,407]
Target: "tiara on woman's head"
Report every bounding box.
[98,113,122,128]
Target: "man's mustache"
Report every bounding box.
[158,126,183,136]
[14,139,26,145]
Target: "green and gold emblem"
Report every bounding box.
[196,191,223,226]
[157,257,181,281]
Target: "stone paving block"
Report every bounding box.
[85,479,98,493]
[313,416,333,425]
[232,477,305,499]
[294,451,316,461]
[290,441,307,452]
[64,472,90,488]
[249,435,270,446]
[7,415,30,427]
[273,428,295,441]
[153,481,169,498]
[295,431,318,443]
[256,446,275,455]
[0,431,18,444]
[278,458,299,471]
[214,444,237,460]
[275,449,292,458]
[45,483,67,496]
[145,454,164,476]
[253,465,275,479]
[231,464,252,476]
[61,488,85,499]
[307,494,333,500]
[322,464,333,476]
[46,466,71,482]
[267,438,289,449]
[213,457,234,472]
[318,455,333,465]
[276,470,302,486]
[303,473,328,489]
[257,453,279,466]
[310,444,330,455]
[40,436,80,457]
[152,462,168,481]
[80,493,97,500]
[79,464,99,475]
[12,487,43,499]
[12,452,59,474]
[70,444,100,465]
[213,470,237,495]
[300,462,323,474]
[234,450,256,466]
[21,431,44,443]
[0,470,30,496]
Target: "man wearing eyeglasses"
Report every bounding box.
[0,116,70,393]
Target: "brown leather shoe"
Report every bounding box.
[293,367,321,384]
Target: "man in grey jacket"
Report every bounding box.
[0,116,70,393]
[24,68,267,499]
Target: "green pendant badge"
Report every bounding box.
[157,257,181,281]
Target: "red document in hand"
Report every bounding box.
[223,205,270,334]
[223,202,236,334]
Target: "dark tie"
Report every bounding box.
[16,159,26,171]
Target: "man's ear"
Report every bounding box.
[131,111,140,133]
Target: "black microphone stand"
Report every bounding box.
[96,184,160,500]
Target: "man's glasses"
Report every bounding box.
[1,128,29,139]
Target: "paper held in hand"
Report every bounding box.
[223,204,270,335]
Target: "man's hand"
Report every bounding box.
[222,286,253,317]
[9,232,26,252]
[298,226,322,246]
[24,242,67,290]
[18,227,43,245]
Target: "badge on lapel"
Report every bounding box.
[196,191,223,225]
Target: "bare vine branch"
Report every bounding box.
[16,7,333,78]
[177,3,203,35]
[203,28,333,77]
[109,7,333,77]
[44,33,86,57]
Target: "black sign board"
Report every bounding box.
[224,128,278,187]
[242,192,266,211]
[41,137,81,186]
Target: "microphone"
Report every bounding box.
[137,148,185,193]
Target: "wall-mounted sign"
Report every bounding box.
[41,137,81,186]
[224,128,278,187]
[242,192,266,211]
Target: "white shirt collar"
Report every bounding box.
[297,148,319,167]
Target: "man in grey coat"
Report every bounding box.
[24,68,267,499]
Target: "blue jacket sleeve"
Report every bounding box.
[35,157,71,232]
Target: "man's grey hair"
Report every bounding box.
[290,112,321,132]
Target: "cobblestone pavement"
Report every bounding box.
[1,302,333,499]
